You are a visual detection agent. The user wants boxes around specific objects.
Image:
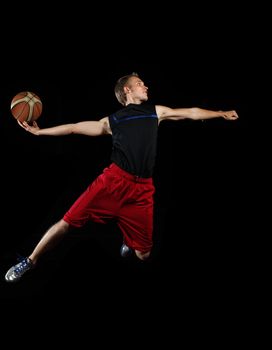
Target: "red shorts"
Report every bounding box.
[63,163,155,252]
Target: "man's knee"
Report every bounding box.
[58,219,71,233]
[135,250,151,261]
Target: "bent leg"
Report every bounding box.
[135,250,151,261]
[29,219,71,265]
[118,198,154,259]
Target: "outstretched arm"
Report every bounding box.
[17,117,112,136]
[156,105,239,122]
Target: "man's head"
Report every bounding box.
[114,72,148,106]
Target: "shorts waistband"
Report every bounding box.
[108,163,152,183]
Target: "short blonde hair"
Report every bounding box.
[114,72,139,106]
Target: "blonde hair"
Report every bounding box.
[114,72,139,106]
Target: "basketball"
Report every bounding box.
[10,91,42,123]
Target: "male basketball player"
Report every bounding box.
[5,72,239,282]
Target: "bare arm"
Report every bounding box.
[156,105,239,122]
[18,117,112,136]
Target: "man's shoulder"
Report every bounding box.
[111,103,156,116]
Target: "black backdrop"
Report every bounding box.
[0,7,255,340]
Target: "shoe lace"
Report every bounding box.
[14,255,31,275]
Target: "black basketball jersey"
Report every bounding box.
[109,103,158,178]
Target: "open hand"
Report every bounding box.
[17,120,40,135]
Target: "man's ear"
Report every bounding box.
[124,86,130,94]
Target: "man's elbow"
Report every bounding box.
[70,124,78,134]
[189,107,201,120]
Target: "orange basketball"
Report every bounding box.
[10,91,42,123]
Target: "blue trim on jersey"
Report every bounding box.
[113,114,157,123]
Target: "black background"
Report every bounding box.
[0,3,257,343]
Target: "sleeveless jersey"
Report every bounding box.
[109,103,158,178]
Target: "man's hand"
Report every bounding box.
[18,120,40,135]
[222,110,239,120]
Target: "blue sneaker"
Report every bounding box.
[120,243,133,258]
[5,256,33,282]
